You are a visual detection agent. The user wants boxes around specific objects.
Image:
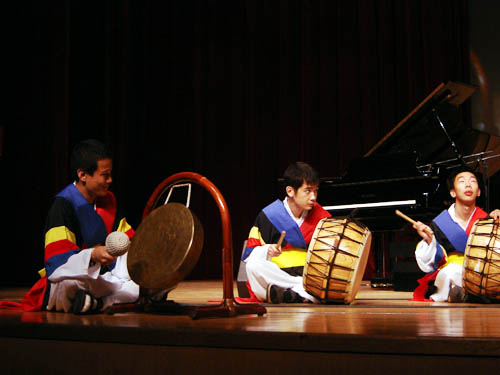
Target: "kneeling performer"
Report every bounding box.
[412,167,500,302]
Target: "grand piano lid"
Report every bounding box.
[364,82,480,168]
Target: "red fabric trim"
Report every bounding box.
[300,203,331,244]
[466,207,488,234]
[45,239,79,262]
[210,282,263,304]
[21,277,48,311]
[96,191,117,234]
[0,301,23,309]
[124,227,135,238]
[246,238,262,248]
[0,277,48,311]
[234,281,263,303]
[412,270,438,301]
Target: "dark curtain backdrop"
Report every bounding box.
[2,0,469,285]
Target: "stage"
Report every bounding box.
[2,280,500,374]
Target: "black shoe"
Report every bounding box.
[71,290,103,314]
[448,285,466,303]
[267,284,285,304]
[267,284,306,304]
[283,288,306,303]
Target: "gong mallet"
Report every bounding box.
[395,209,434,237]
[105,231,131,256]
[267,230,286,261]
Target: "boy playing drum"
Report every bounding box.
[412,167,500,302]
[242,162,331,303]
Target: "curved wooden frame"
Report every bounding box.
[144,172,266,319]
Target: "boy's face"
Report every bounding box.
[79,158,113,200]
[450,171,480,204]
[287,181,318,212]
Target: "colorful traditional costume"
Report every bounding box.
[413,204,487,301]
[7,184,139,311]
[243,198,331,302]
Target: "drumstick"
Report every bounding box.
[267,230,286,261]
[395,209,434,236]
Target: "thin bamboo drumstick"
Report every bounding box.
[395,209,434,236]
[267,230,286,261]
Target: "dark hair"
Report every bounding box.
[446,166,480,191]
[283,161,319,191]
[70,139,113,181]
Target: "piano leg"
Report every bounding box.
[370,231,393,289]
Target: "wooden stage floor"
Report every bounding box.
[2,280,500,374]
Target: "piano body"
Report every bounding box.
[319,81,490,288]
[320,82,485,229]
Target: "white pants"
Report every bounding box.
[430,263,463,302]
[46,249,140,312]
[244,244,317,302]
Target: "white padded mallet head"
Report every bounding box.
[105,231,131,257]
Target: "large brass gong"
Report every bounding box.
[127,202,204,290]
[122,171,266,319]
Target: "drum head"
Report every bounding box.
[127,203,204,289]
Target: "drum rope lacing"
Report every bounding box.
[307,219,365,296]
[464,220,500,299]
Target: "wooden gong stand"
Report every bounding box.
[139,172,266,319]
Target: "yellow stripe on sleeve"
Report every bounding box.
[117,218,132,233]
[45,226,76,246]
[249,226,266,246]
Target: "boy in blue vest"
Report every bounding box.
[412,167,500,302]
[23,139,139,313]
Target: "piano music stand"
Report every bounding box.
[431,82,477,166]
[365,81,476,158]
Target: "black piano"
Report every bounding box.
[320,81,484,231]
[318,81,489,289]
